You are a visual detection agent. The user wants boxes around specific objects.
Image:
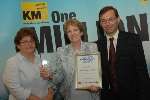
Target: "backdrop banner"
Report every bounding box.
[0,0,150,99]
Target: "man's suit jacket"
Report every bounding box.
[96,31,150,100]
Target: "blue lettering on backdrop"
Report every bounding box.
[26,12,149,53]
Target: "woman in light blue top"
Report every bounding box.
[57,19,100,100]
[3,28,53,100]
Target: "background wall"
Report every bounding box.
[0,0,149,99]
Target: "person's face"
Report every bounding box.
[66,25,83,43]
[17,36,35,54]
[100,9,120,36]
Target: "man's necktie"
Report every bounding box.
[109,37,118,93]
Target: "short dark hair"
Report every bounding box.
[14,28,37,52]
[99,6,119,20]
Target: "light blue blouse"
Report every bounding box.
[3,52,61,100]
[57,42,100,100]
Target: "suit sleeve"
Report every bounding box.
[134,35,150,100]
[48,52,65,89]
[55,47,66,97]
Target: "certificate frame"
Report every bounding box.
[75,52,102,89]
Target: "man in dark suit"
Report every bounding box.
[96,6,150,100]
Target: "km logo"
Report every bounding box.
[23,11,41,20]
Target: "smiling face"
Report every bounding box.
[66,25,83,43]
[17,36,36,55]
[64,19,84,44]
[100,9,120,36]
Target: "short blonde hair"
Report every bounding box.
[64,19,84,33]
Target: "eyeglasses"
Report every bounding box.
[20,40,35,45]
[100,17,117,24]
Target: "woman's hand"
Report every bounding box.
[43,88,54,100]
[87,85,100,92]
[27,95,40,100]
[40,66,53,80]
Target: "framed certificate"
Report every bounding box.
[75,52,102,89]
